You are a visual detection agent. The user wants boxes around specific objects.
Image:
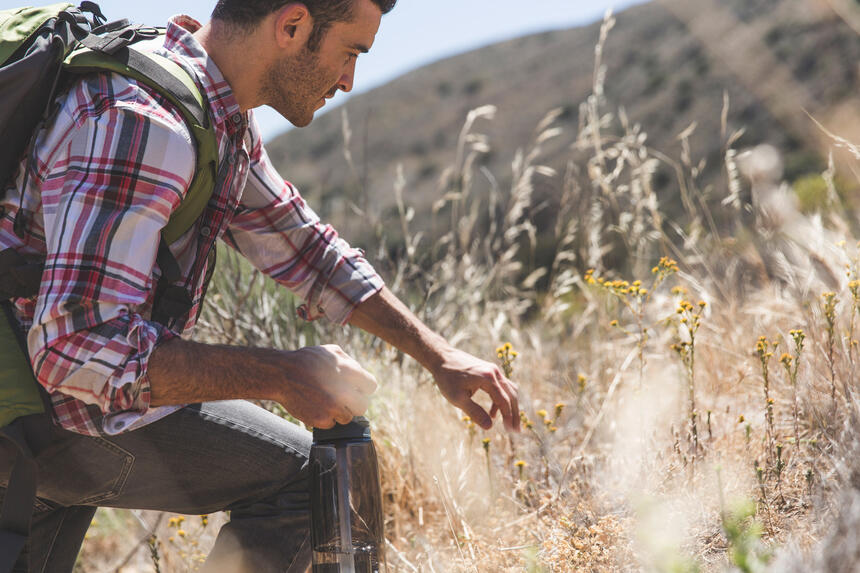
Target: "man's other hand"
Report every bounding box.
[431,347,520,432]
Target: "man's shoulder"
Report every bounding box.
[41,71,198,202]
[59,70,194,149]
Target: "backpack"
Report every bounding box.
[0,4,220,569]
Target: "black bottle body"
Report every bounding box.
[310,418,384,573]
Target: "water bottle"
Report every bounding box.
[310,416,385,573]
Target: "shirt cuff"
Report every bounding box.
[298,272,385,326]
[101,316,179,434]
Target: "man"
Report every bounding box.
[0,0,519,571]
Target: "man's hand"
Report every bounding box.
[349,287,521,432]
[276,344,378,429]
[430,346,520,432]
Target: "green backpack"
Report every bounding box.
[0,3,219,569]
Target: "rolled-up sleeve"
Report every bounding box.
[224,116,384,325]
[27,80,195,424]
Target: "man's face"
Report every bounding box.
[262,0,382,127]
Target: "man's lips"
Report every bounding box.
[315,89,338,110]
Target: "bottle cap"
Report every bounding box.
[313,416,371,443]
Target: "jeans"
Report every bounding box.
[0,400,313,572]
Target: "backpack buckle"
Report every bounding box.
[80,25,160,55]
[78,1,107,27]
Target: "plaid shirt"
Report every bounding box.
[0,16,384,436]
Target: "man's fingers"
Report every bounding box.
[314,404,358,428]
[340,358,377,395]
[322,344,378,395]
[334,408,354,425]
[481,371,514,431]
[344,389,370,419]
[504,377,520,431]
[353,367,378,394]
[462,400,492,430]
[313,417,337,429]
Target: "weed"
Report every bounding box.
[755,336,777,465]
[721,500,773,573]
[585,256,678,390]
[148,534,162,573]
[670,298,707,459]
[496,342,518,378]
[821,291,840,410]
[781,329,805,447]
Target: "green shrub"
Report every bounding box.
[722,500,772,573]
[463,78,484,96]
[793,174,830,213]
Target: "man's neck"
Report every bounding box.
[193,22,266,113]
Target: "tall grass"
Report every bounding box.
[78,10,860,573]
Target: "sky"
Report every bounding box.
[5,0,650,139]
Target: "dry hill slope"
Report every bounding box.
[264,0,859,246]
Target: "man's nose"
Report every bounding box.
[337,77,352,93]
[337,61,357,93]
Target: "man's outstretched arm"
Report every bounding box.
[348,287,520,432]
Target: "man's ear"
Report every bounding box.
[272,3,313,50]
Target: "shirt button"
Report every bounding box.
[200,226,212,238]
[231,113,242,124]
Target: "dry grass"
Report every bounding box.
[76,10,860,573]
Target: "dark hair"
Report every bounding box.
[212,0,396,49]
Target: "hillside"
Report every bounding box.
[264,0,860,246]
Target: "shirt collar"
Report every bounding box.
[161,15,247,140]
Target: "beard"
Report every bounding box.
[261,45,332,128]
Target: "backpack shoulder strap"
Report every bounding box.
[0,301,52,573]
[64,44,219,244]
